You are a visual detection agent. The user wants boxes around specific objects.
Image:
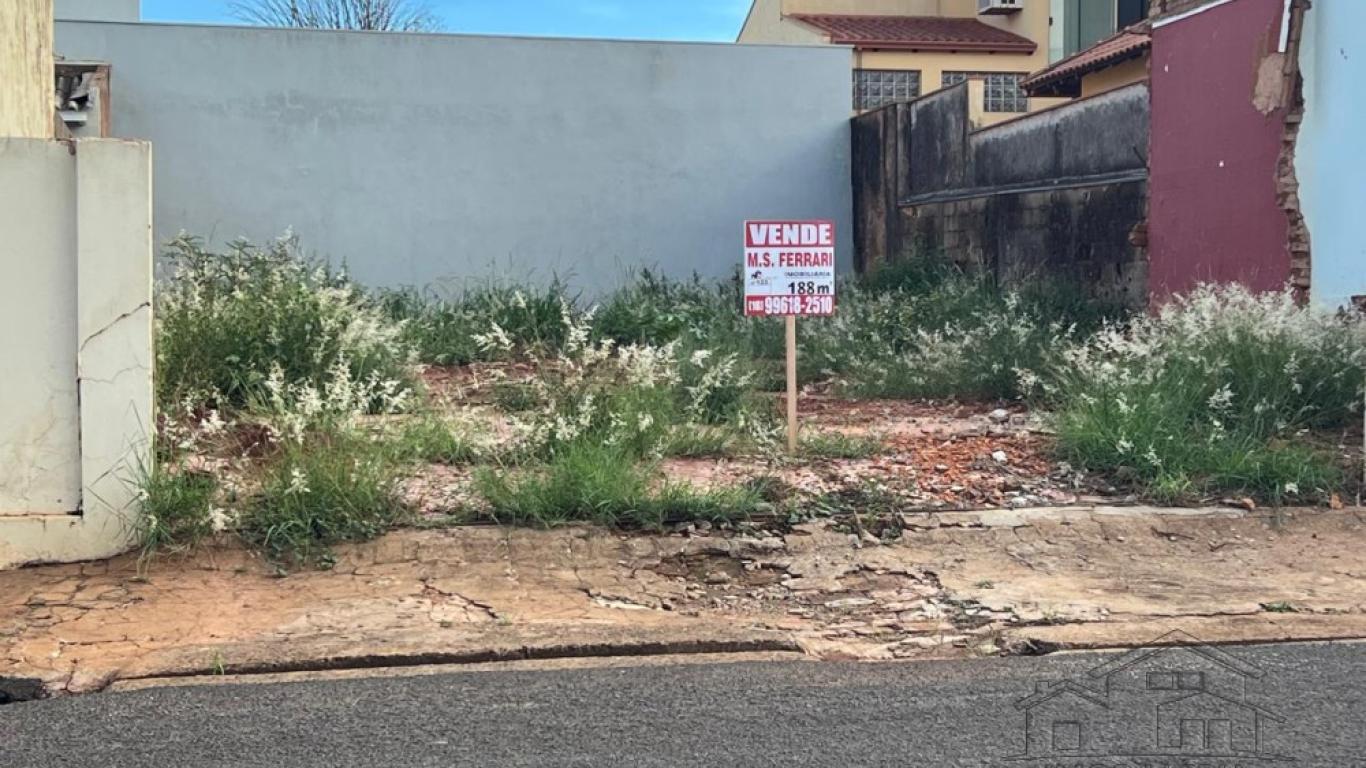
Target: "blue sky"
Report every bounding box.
[140,0,753,41]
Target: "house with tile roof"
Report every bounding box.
[738,1,1150,124]
[1022,25,1151,99]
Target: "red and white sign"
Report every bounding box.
[743,220,836,317]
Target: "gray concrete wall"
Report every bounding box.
[901,181,1149,307]
[55,0,138,22]
[54,21,853,293]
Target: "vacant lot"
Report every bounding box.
[145,235,1365,565]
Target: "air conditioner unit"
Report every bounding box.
[979,0,1023,14]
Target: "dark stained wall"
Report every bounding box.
[904,86,971,198]
[851,106,896,275]
[1148,0,1292,304]
[853,83,1151,307]
[970,91,1149,189]
[902,183,1149,306]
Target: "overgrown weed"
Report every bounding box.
[384,415,483,465]
[157,234,415,412]
[1040,285,1365,503]
[145,234,1362,556]
[240,432,409,566]
[474,443,761,529]
[136,464,219,558]
[800,431,885,460]
[378,281,572,366]
[812,258,1120,400]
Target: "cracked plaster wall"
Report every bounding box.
[0,138,153,569]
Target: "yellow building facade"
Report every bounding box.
[0,0,54,138]
[1079,55,1148,97]
[739,0,1149,125]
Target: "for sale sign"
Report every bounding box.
[743,220,836,317]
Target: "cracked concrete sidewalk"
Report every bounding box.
[3,505,1365,698]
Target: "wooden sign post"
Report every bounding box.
[786,315,799,454]
[742,220,837,455]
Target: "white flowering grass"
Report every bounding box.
[146,247,1149,552]
[156,234,417,413]
[379,282,571,366]
[385,263,1091,402]
[389,261,1114,403]
[809,269,1105,401]
[385,415,484,465]
[1044,285,1366,502]
[469,300,775,525]
[149,234,425,562]
[491,302,772,462]
[254,359,413,443]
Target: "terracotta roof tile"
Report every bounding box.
[1021,28,1151,95]
[792,14,1037,54]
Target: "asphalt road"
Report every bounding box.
[3,641,1365,767]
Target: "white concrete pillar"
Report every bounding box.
[0,138,153,568]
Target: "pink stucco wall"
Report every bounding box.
[1148,0,1291,305]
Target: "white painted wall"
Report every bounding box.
[1298,0,1366,309]
[55,22,854,295]
[0,138,153,569]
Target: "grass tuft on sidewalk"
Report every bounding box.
[241,435,410,567]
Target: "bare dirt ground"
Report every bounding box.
[660,396,1080,507]
[3,505,1364,699]
[405,363,1366,518]
[403,363,1117,518]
